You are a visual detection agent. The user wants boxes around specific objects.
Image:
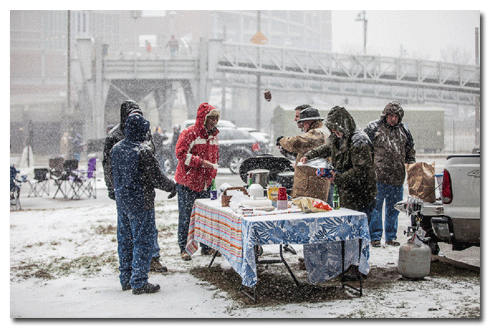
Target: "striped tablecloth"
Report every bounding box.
[186,199,370,288]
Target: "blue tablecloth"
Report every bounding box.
[187,200,370,288]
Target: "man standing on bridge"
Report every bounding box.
[166,35,179,58]
[364,101,416,247]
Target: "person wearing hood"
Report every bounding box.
[174,103,220,261]
[111,113,176,294]
[364,101,416,247]
[277,106,331,202]
[102,100,169,273]
[300,106,377,217]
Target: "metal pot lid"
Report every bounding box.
[247,169,270,174]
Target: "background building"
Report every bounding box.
[10,10,333,156]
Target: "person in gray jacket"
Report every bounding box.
[364,101,416,247]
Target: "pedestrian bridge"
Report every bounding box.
[78,38,480,138]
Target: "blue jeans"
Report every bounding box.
[116,202,156,289]
[176,183,211,253]
[369,182,403,242]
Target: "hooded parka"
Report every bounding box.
[102,100,155,199]
[364,102,416,186]
[174,103,219,192]
[111,113,176,212]
[279,120,330,201]
[303,106,377,211]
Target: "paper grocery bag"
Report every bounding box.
[405,162,436,203]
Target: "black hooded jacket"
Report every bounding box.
[111,113,175,211]
[102,100,155,199]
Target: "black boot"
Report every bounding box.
[149,257,168,273]
[132,282,161,295]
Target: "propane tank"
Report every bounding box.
[398,240,431,279]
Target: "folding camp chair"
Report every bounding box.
[74,157,97,199]
[28,168,50,197]
[52,159,79,199]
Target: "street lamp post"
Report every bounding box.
[355,11,367,55]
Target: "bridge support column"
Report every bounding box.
[154,81,174,132]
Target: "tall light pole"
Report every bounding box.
[355,11,367,55]
[256,10,261,131]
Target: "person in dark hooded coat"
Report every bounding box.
[300,106,377,216]
[364,101,416,247]
[102,100,169,273]
[111,113,176,294]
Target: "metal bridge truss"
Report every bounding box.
[215,43,480,106]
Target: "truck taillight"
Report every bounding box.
[252,142,260,152]
[442,168,453,204]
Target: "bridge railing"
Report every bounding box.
[218,42,480,94]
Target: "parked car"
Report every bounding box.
[182,119,236,129]
[237,127,271,154]
[158,126,263,174]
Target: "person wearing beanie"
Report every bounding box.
[174,103,221,261]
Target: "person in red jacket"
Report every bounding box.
[175,103,220,261]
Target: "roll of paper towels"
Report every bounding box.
[240,199,272,207]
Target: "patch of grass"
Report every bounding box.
[94,224,117,235]
[11,252,119,281]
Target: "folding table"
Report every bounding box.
[186,199,370,302]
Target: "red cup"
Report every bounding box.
[277,187,287,200]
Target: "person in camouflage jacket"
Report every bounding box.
[364,101,416,247]
[301,106,377,214]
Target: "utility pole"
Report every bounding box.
[355,11,367,55]
[475,27,480,148]
[256,10,261,131]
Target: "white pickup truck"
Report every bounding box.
[397,151,481,255]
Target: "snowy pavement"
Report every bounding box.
[9,184,481,321]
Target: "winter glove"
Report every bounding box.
[279,147,297,161]
[108,189,116,201]
[167,185,177,199]
[276,136,284,146]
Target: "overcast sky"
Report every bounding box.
[331,10,480,63]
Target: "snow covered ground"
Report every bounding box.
[7,155,482,325]
[9,189,481,322]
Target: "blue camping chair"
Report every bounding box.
[10,166,26,211]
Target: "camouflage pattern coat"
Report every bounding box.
[364,102,416,186]
[303,106,377,211]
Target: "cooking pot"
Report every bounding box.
[247,169,270,189]
[277,171,294,189]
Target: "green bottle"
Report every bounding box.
[332,185,340,210]
[210,179,217,200]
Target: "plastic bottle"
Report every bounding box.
[276,187,288,210]
[332,185,340,210]
[210,179,218,200]
[267,182,279,207]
